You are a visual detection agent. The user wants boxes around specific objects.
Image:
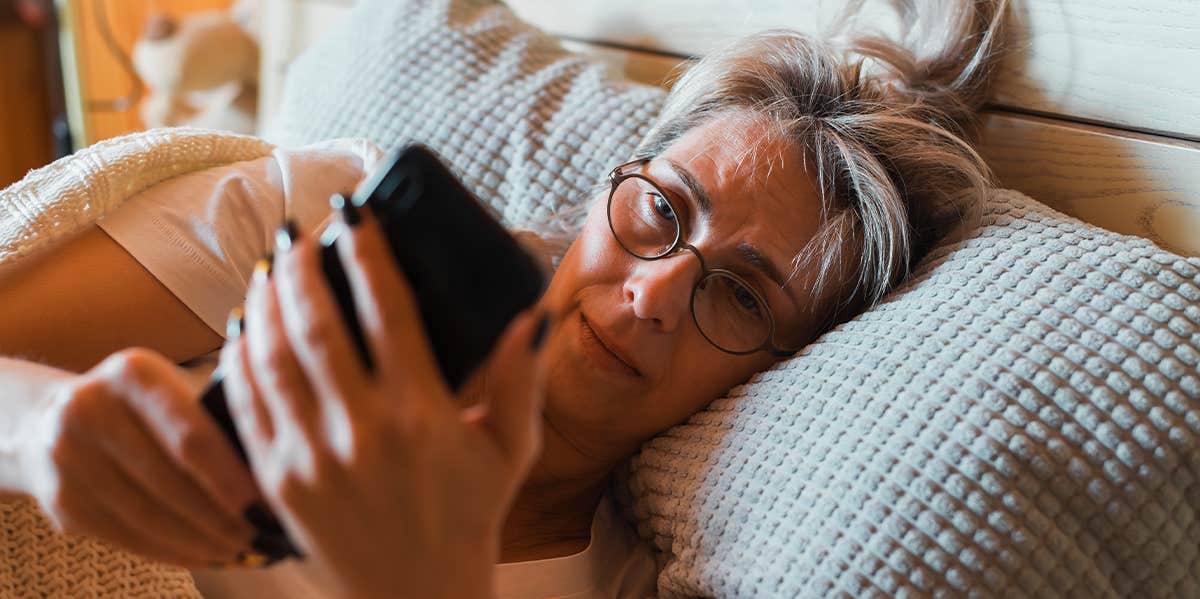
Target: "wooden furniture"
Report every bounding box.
[0,6,54,188]
[257,0,1200,256]
[57,0,234,147]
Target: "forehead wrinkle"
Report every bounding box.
[659,156,797,297]
[661,114,822,313]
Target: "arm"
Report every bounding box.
[0,225,222,372]
[0,138,380,372]
[0,223,224,499]
[0,227,256,565]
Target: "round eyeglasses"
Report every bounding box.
[606,158,800,357]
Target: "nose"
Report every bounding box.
[622,249,701,332]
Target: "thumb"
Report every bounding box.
[475,309,553,463]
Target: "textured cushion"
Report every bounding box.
[265,0,664,231]
[271,1,1200,597]
[617,191,1200,597]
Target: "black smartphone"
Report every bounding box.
[199,144,548,561]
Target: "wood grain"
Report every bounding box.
[559,39,685,88]
[551,40,1200,257]
[506,0,1200,140]
[62,0,234,145]
[980,112,1200,256]
[0,22,52,188]
[251,1,1200,255]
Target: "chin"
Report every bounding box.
[542,338,632,428]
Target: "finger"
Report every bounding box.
[87,397,254,557]
[98,349,260,522]
[220,329,274,466]
[332,200,451,406]
[70,444,243,567]
[273,221,371,415]
[474,309,552,461]
[244,261,323,442]
[70,496,220,569]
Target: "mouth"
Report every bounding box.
[578,313,643,378]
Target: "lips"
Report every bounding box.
[579,313,643,378]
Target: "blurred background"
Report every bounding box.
[0,0,351,189]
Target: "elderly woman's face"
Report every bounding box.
[537,112,825,463]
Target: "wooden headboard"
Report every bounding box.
[260,0,1200,256]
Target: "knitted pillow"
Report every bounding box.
[264,0,664,231]
[270,0,1200,596]
[616,192,1200,597]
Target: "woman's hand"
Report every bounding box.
[220,205,551,599]
[17,349,260,567]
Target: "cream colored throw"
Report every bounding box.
[0,128,273,263]
[1,128,275,598]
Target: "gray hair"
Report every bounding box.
[543,0,1009,341]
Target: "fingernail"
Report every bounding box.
[236,550,268,568]
[226,307,244,340]
[208,561,226,570]
[243,502,278,532]
[274,220,299,252]
[251,530,300,562]
[251,531,281,555]
[530,312,551,351]
[252,253,273,285]
[330,193,361,227]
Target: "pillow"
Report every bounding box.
[616,191,1200,597]
[264,0,665,231]
[271,1,1200,596]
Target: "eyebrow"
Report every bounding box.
[662,159,793,293]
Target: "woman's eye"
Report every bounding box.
[732,285,762,316]
[650,194,676,222]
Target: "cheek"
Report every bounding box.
[573,206,627,273]
[540,205,626,310]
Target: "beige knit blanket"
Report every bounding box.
[1,128,275,598]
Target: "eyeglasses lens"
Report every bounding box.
[610,175,771,353]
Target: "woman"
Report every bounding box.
[0,0,1007,596]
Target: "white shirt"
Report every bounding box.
[96,142,658,598]
[494,495,658,599]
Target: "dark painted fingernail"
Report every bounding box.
[251,531,280,556]
[251,530,301,562]
[226,307,244,340]
[274,220,299,252]
[209,561,226,570]
[243,502,277,531]
[530,312,551,351]
[330,193,361,227]
[252,253,273,285]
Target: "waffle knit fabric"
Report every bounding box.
[0,127,273,263]
[614,189,1200,597]
[0,129,276,598]
[262,0,664,233]
[270,1,1200,596]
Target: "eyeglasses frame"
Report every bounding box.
[605,157,800,358]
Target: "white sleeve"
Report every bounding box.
[98,138,382,337]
